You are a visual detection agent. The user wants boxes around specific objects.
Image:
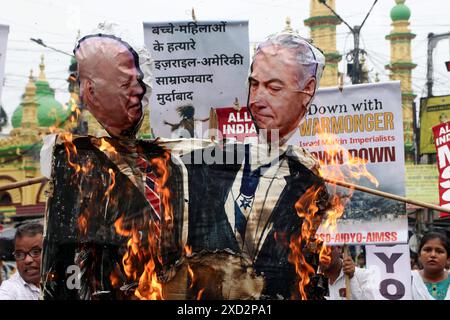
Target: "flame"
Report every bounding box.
[187,265,195,289]
[80,158,95,175]
[185,245,195,289]
[319,244,332,266]
[288,131,379,299]
[105,168,116,197]
[134,258,163,300]
[60,132,94,237]
[135,220,164,300]
[316,131,378,187]
[114,216,132,237]
[196,288,205,300]
[60,132,81,173]
[111,149,173,300]
[99,138,118,157]
[110,270,121,288]
[289,185,324,300]
[184,245,206,299]
[150,151,173,227]
[113,216,163,300]
[316,131,379,233]
[77,211,88,237]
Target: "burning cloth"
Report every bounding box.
[41,137,330,300]
[41,28,330,300]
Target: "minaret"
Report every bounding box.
[38,54,47,82]
[20,70,38,130]
[304,0,341,87]
[283,17,295,34]
[385,0,416,163]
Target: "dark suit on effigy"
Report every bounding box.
[175,143,329,299]
[41,136,185,300]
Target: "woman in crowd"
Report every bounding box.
[411,232,450,300]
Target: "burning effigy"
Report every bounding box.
[41,30,333,300]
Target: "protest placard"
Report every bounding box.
[366,244,412,300]
[143,21,249,139]
[288,82,407,244]
[432,120,450,218]
[211,106,257,143]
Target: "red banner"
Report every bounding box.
[214,107,257,143]
[432,121,450,218]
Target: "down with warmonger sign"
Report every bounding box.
[288,81,407,245]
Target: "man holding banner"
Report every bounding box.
[320,246,376,300]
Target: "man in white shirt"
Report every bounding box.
[320,246,376,300]
[0,222,43,300]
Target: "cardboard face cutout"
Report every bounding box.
[74,34,152,139]
[247,33,325,143]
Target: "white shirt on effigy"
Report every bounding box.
[0,272,40,300]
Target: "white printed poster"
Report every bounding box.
[143,21,249,139]
[366,244,412,300]
[288,82,408,245]
[0,24,9,103]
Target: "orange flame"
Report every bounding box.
[319,243,332,266]
[316,131,378,187]
[196,288,205,300]
[150,151,173,227]
[110,270,121,288]
[185,245,192,257]
[77,212,88,237]
[99,138,118,157]
[60,132,96,238]
[288,131,379,299]
[111,149,173,300]
[114,216,131,237]
[185,245,195,289]
[134,258,163,300]
[60,132,81,173]
[316,131,378,234]
[289,185,324,300]
[187,265,195,289]
[105,168,116,197]
[114,215,163,299]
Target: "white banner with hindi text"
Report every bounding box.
[143,20,249,139]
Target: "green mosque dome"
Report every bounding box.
[11,57,70,128]
[390,0,411,21]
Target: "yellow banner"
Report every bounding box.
[405,164,439,205]
[420,95,450,154]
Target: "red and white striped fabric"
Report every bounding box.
[136,157,161,223]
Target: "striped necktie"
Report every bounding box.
[234,145,261,240]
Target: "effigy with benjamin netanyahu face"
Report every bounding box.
[41,29,331,300]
